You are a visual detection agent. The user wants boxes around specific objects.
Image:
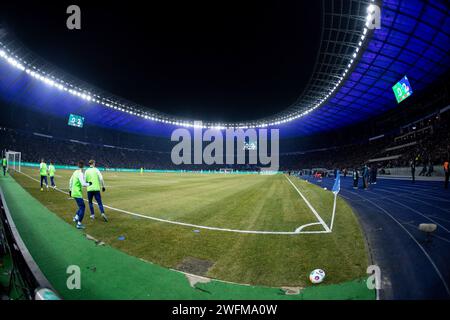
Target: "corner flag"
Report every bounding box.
[332,170,341,194]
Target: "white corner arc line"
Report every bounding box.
[284,175,331,232]
[15,170,326,235]
[295,222,322,233]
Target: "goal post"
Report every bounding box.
[219,168,234,174]
[5,151,21,173]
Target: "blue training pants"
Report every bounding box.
[87,191,105,215]
[74,197,85,222]
[40,175,48,187]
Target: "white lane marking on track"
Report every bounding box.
[427,215,450,223]
[375,189,450,213]
[349,190,450,297]
[379,186,450,203]
[16,170,327,235]
[431,234,450,244]
[365,190,450,233]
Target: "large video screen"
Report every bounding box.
[68,114,85,128]
[392,75,413,104]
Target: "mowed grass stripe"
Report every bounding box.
[25,168,318,231]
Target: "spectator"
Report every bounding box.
[444,158,449,189]
[370,165,377,185]
[352,168,359,189]
[418,162,427,176]
[426,161,434,176]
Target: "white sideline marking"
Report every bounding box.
[15,170,328,235]
[284,175,331,232]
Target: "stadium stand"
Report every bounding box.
[1,105,448,174]
[281,108,450,173]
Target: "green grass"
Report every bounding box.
[11,168,369,287]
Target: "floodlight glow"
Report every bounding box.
[368,4,376,13]
[0,1,374,129]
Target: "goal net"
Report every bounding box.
[5,151,21,173]
[219,168,234,174]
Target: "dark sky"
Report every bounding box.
[0,1,322,122]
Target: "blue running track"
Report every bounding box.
[301,175,450,300]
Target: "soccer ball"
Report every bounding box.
[309,269,326,284]
[323,187,327,190]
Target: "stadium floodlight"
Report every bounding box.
[0,0,374,130]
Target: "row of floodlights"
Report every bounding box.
[263,1,377,126]
[0,1,375,129]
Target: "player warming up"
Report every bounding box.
[69,160,92,229]
[48,161,56,189]
[85,160,108,222]
[39,159,49,191]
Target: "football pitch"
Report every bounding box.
[11,167,369,287]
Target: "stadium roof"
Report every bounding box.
[0,0,449,138]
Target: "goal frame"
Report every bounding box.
[5,151,21,173]
[219,168,234,174]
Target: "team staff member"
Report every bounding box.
[70,161,92,229]
[48,161,56,189]
[39,159,49,191]
[85,160,108,222]
[352,168,359,189]
[444,159,449,189]
[2,156,7,176]
[362,165,369,189]
[410,158,416,183]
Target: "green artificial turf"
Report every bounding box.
[7,168,370,291]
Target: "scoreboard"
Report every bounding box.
[392,75,413,104]
[68,114,85,128]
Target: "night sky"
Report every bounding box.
[0,1,322,122]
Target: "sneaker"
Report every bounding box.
[90,215,95,220]
[76,223,85,229]
[73,215,79,222]
[101,214,108,222]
